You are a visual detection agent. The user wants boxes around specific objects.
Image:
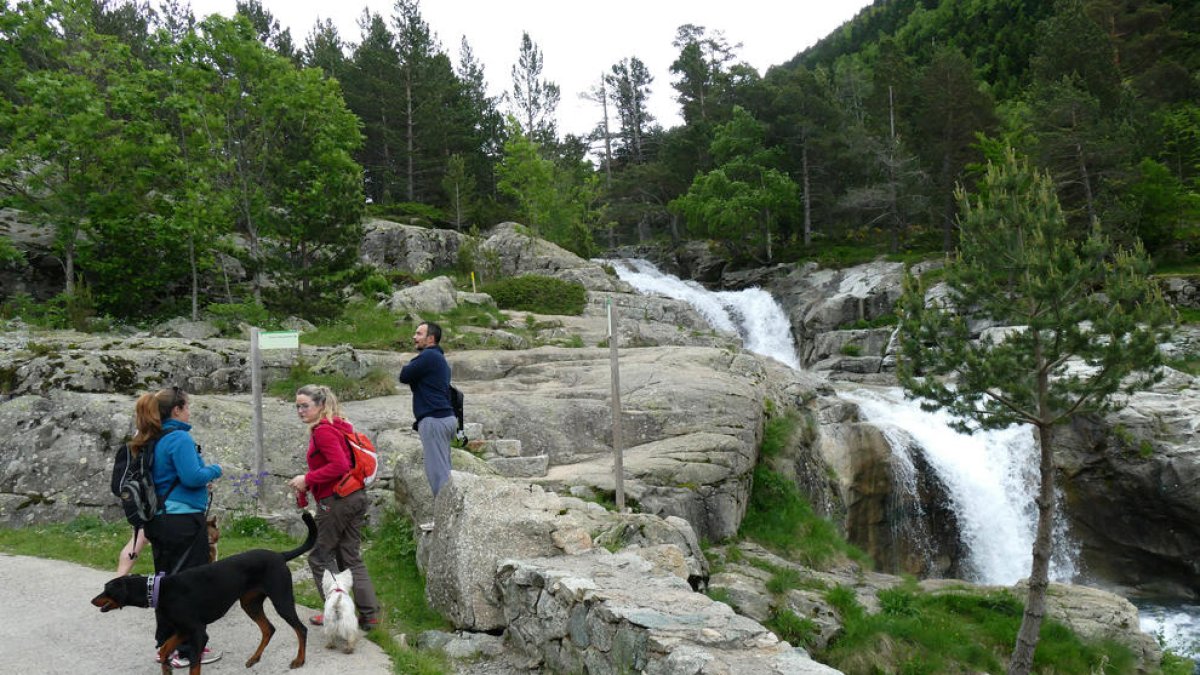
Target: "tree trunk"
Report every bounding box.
[63,230,76,296]
[406,76,415,203]
[801,139,812,247]
[1075,139,1097,226]
[1008,420,1056,675]
[189,234,199,321]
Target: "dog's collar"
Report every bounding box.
[147,572,165,608]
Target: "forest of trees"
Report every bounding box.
[1,0,1197,321]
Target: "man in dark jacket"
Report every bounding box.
[399,321,457,510]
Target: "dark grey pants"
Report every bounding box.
[418,414,456,497]
[307,490,379,620]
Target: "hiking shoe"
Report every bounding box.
[169,647,221,668]
[359,617,381,630]
[308,613,324,626]
[153,649,164,664]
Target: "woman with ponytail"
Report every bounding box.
[287,384,381,629]
[135,386,223,668]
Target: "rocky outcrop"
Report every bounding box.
[1052,368,1200,599]
[481,222,627,293]
[419,473,709,631]
[359,218,467,275]
[1157,274,1200,309]
[496,552,839,675]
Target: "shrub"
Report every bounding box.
[206,301,272,335]
[356,271,391,297]
[482,274,586,315]
[365,201,446,224]
[766,608,819,648]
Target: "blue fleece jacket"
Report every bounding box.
[398,345,454,422]
[153,418,222,514]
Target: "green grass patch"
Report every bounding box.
[765,608,820,649]
[739,465,870,569]
[267,360,398,402]
[301,301,408,351]
[301,300,507,353]
[481,274,586,315]
[1175,306,1200,325]
[819,584,1138,675]
[838,314,899,330]
[760,414,797,461]
[363,509,453,674]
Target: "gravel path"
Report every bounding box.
[0,553,392,674]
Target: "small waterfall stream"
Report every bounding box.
[840,387,1079,585]
[608,257,1196,661]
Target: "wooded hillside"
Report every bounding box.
[1,0,1196,323]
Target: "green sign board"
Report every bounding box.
[258,330,300,350]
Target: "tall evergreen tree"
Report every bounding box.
[913,45,997,251]
[344,11,402,204]
[509,31,559,145]
[605,56,654,165]
[670,106,798,262]
[896,150,1172,675]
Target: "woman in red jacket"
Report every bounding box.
[287,384,381,629]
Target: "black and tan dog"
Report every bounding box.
[92,512,316,674]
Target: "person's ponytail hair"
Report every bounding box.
[296,384,342,427]
[131,386,188,454]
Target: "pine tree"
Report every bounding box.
[896,149,1173,675]
[510,31,559,145]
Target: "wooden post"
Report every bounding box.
[250,327,265,511]
[608,298,625,512]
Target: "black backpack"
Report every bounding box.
[449,385,467,446]
[111,431,178,530]
[449,385,465,431]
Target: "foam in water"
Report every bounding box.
[607,257,1197,652]
[607,259,800,369]
[842,388,1079,585]
[1137,601,1200,661]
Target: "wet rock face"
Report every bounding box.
[1053,385,1200,600]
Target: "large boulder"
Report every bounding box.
[420,472,709,632]
[1053,369,1200,599]
[481,223,627,292]
[359,219,466,275]
[429,346,827,542]
[380,275,461,314]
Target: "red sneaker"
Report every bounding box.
[308,614,324,626]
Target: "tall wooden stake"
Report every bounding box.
[608,298,625,511]
[250,327,264,511]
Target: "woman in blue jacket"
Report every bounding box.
[132,386,222,668]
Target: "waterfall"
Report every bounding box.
[841,388,1079,585]
[608,257,1199,661]
[607,259,800,369]
[608,258,1078,585]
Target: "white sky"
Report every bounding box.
[184,0,873,137]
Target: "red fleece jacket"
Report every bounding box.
[304,417,352,500]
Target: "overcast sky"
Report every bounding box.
[185,0,874,137]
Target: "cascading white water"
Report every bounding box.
[608,259,800,369]
[609,257,1196,660]
[608,258,1078,584]
[841,387,1079,585]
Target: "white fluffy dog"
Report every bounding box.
[321,568,359,653]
